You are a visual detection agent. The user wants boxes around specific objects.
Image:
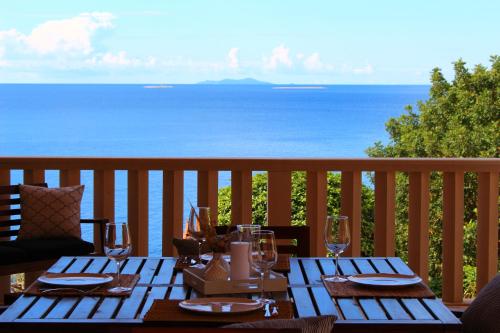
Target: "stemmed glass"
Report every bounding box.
[187,206,210,263]
[237,224,261,242]
[250,230,278,304]
[324,216,350,282]
[104,222,132,293]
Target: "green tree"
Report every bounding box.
[366,56,499,296]
[218,172,376,256]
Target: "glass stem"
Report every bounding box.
[198,241,202,263]
[334,253,340,279]
[116,260,122,288]
[260,270,266,301]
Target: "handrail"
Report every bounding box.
[0,157,498,172]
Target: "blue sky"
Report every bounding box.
[0,1,498,84]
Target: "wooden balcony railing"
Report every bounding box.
[0,157,498,304]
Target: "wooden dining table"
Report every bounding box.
[0,256,462,333]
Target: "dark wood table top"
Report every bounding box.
[0,256,462,332]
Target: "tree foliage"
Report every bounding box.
[367,56,499,296]
[218,172,376,256]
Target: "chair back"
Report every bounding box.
[0,183,47,241]
[215,225,310,257]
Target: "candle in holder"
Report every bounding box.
[230,241,250,280]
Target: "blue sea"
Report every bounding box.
[0,84,429,255]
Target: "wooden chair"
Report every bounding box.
[215,225,310,257]
[0,183,107,277]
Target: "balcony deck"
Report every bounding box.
[0,156,499,304]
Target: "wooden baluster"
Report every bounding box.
[197,170,218,224]
[374,171,396,256]
[23,169,45,184]
[231,170,252,226]
[60,169,81,187]
[442,171,464,304]
[341,171,362,257]
[476,172,499,292]
[163,170,184,256]
[408,172,430,283]
[306,171,327,256]
[267,171,292,226]
[0,170,10,299]
[94,170,115,251]
[0,169,11,238]
[128,170,149,256]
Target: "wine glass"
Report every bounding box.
[187,206,210,263]
[250,230,278,304]
[236,224,261,242]
[324,216,350,282]
[104,222,132,293]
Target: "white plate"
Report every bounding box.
[37,273,113,287]
[347,273,422,287]
[200,253,231,262]
[179,297,263,314]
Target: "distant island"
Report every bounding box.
[197,78,272,85]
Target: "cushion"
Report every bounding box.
[18,184,84,240]
[2,238,94,261]
[461,273,500,333]
[223,315,336,333]
[0,245,29,265]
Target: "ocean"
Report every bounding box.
[0,84,429,255]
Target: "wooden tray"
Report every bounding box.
[184,267,288,295]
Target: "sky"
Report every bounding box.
[0,0,498,84]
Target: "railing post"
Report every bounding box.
[306,171,327,256]
[128,170,149,256]
[268,171,292,226]
[341,171,362,257]
[197,171,218,225]
[0,170,10,301]
[231,170,252,226]
[374,171,396,256]
[60,169,81,187]
[163,170,184,256]
[442,171,464,304]
[23,169,45,184]
[408,172,430,283]
[0,169,11,237]
[94,170,115,251]
[476,172,499,292]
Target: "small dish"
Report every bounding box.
[347,273,422,287]
[179,297,263,314]
[37,273,113,287]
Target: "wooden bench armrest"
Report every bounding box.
[79,218,109,254]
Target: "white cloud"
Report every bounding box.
[0,12,114,58]
[263,44,292,70]
[296,53,304,60]
[353,64,374,74]
[303,52,323,71]
[227,47,239,69]
[86,51,156,67]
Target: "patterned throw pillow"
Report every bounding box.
[18,184,84,240]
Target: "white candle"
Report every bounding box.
[230,241,250,280]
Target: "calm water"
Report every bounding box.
[0,84,429,255]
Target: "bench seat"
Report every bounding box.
[0,238,94,263]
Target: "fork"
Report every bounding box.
[40,286,100,294]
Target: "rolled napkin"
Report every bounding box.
[230,241,250,280]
